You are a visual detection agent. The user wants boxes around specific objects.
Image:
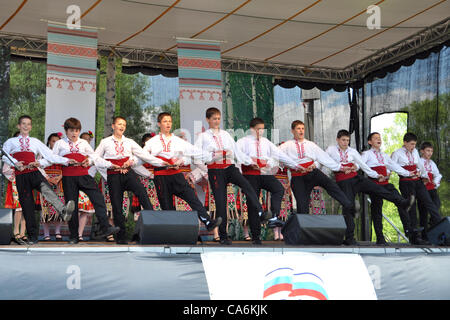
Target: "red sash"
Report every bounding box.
[242,158,268,176]
[400,165,419,181]
[154,156,180,176]
[334,163,358,182]
[425,172,435,190]
[62,153,89,176]
[370,166,389,185]
[290,161,314,177]
[106,157,130,175]
[12,151,38,175]
[275,167,288,179]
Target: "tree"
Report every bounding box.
[115,72,152,142]
[9,61,47,140]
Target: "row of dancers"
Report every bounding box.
[2,108,443,245]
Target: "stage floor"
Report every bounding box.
[1,240,448,254]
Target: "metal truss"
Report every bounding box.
[1,16,448,85]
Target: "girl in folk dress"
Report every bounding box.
[3,163,27,244]
[3,131,27,244]
[40,133,64,241]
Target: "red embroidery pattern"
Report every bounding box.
[114,140,125,156]
[159,134,172,152]
[256,140,262,158]
[69,141,80,153]
[405,149,415,165]
[373,149,385,164]
[295,141,305,159]
[338,147,349,163]
[19,137,31,152]
[424,159,432,173]
[212,133,224,150]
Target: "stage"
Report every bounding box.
[1,240,449,300]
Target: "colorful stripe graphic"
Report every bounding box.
[47,24,97,81]
[264,268,328,300]
[177,39,222,90]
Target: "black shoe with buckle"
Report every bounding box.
[268,217,285,229]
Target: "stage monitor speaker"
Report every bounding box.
[427,217,450,246]
[282,214,346,245]
[0,209,13,245]
[138,210,199,245]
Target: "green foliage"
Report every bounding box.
[9,61,47,140]
[115,71,152,142]
[150,99,181,130]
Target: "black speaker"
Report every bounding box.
[0,209,13,245]
[427,217,450,246]
[281,214,346,245]
[138,210,199,245]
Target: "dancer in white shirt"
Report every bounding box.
[279,121,354,235]
[236,117,300,242]
[95,116,164,244]
[327,130,414,245]
[48,118,120,244]
[2,115,75,244]
[391,132,442,244]
[195,108,268,245]
[418,141,442,239]
[144,112,221,232]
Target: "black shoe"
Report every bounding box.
[206,217,222,231]
[61,200,75,222]
[268,217,285,229]
[408,231,430,245]
[259,211,272,222]
[13,235,27,245]
[97,226,120,238]
[68,238,79,245]
[219,237,232,245]
[252,239,262,245]
[116,239,128,245]
[343,238,358,246]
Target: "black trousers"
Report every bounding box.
[418,188,441,234]
[399,180,441,231]
[208,165,263,240]
[62,175,111,239]
[244,174,284,239]
[153,172,211,224]
[290,169,353,215]
[16,171,47,241]
[15,170,61,241]
[338,176,407,240]
[107,170,153,240]
[370,183,411,239]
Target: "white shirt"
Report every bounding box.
[279,139,341,172]
[391,147,428,178]
[95,135,163,167]
[194,129,252,165]
[144,133,206,166]
[45,137,109,168]
[420,157,442,188]
[2,135,69,167]
[361,148,411,177]
[236,135,299,174]
[326,145,379,179]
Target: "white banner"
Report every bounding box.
[201,252,377,300]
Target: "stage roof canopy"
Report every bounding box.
[1,0,449,86]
